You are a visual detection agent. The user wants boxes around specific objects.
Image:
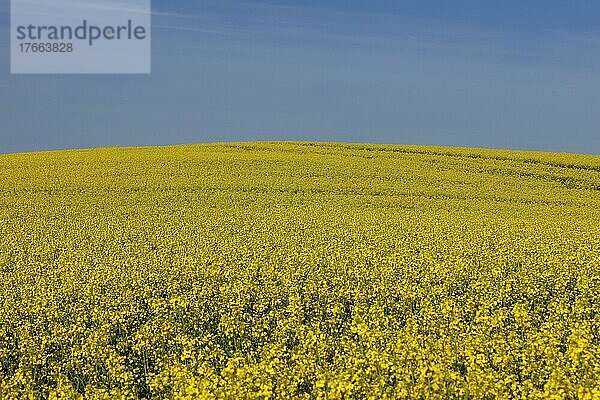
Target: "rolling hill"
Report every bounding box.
[1,142,599,399]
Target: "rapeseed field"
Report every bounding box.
[0,142,599,399]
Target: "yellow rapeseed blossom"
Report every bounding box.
[0,142,599,399]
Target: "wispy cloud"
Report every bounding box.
[153,24,229,35]
[154,0,600,73]
[151,10,200,19]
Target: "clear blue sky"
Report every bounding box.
[1,0,600,154]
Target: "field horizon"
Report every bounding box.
[3,141,600,159]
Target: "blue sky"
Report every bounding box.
[1,0,600,154]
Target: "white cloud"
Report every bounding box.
[153,24,229,35]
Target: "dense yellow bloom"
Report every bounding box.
[0,142,599,399]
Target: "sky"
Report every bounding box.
[1,0,600,154]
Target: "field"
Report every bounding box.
[0,142,599,399]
